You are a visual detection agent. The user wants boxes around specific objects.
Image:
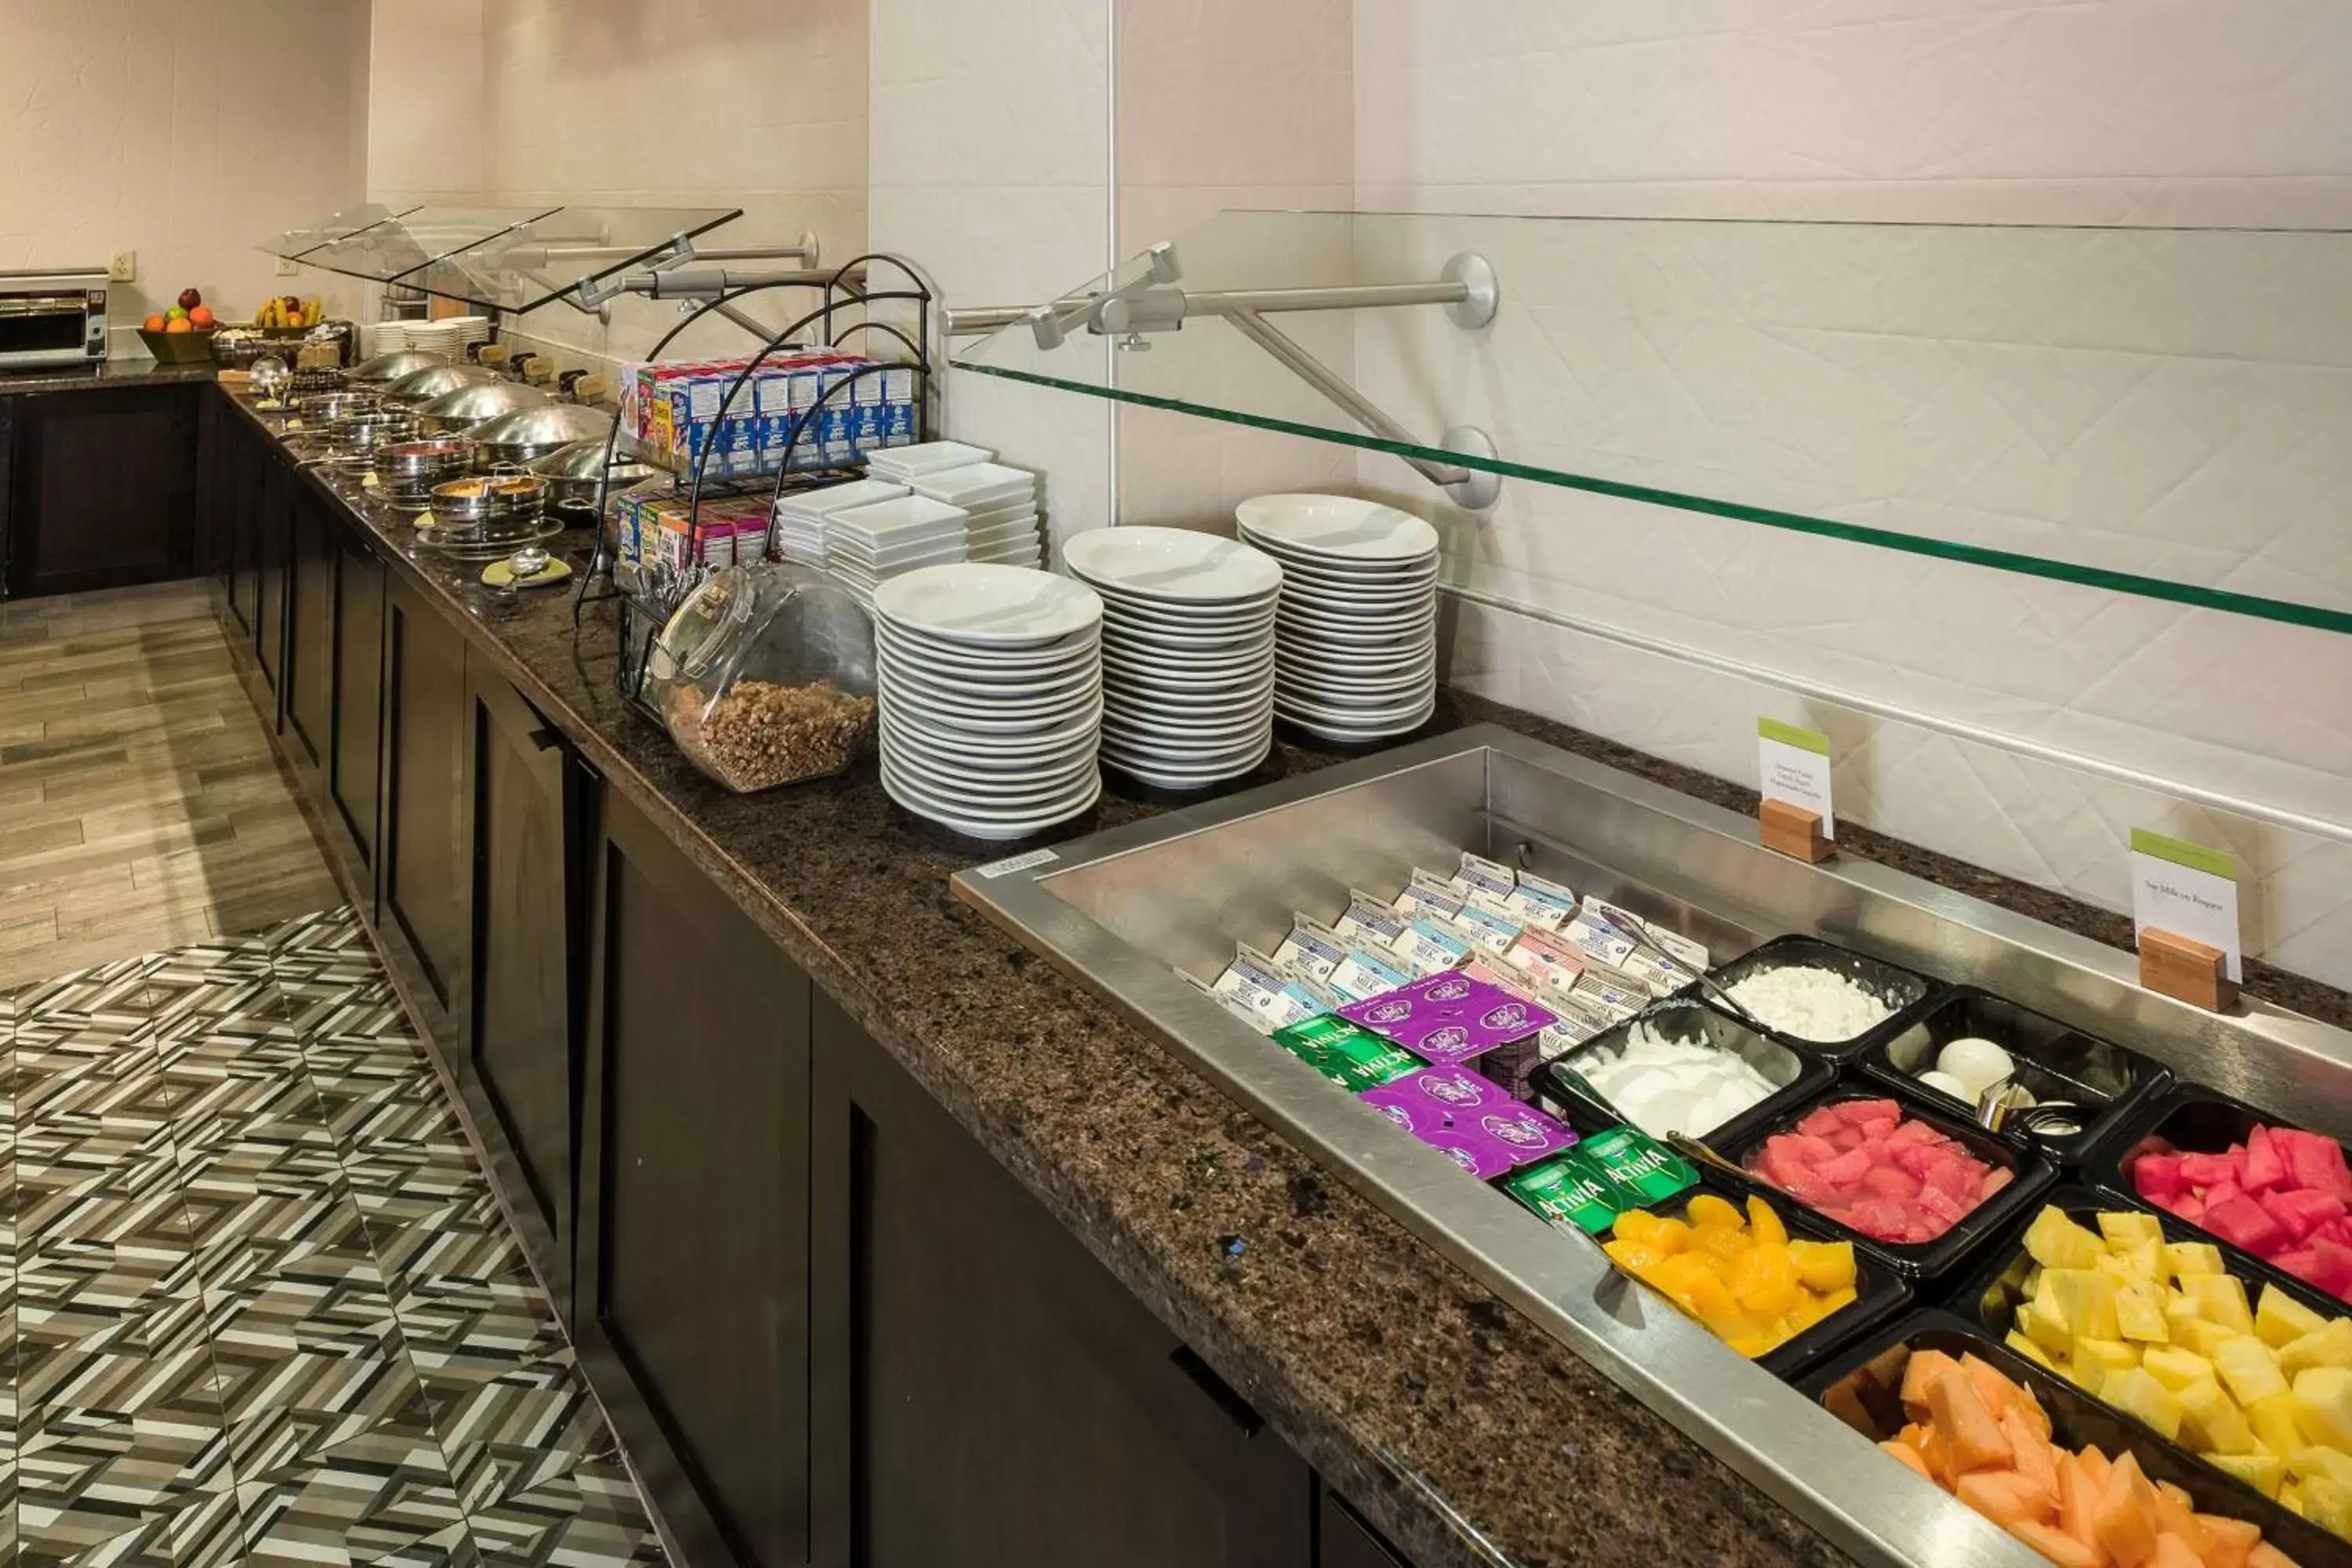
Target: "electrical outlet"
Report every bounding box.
[275,256,299,277]
[108,249,136,283]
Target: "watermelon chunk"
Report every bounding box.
[1861,1163,1922,1200]
[2132,1152,2187,1205]
[1886,1120,1944,1152]
[2276,1128,2352,1203]
[1982,1167,2015,1199]
[2179,1149,2240,1186]
[1837,1098,1902,1125]
[1795,1107,1846,1140]
[2203,1178,2247,1213]
[2256,1184,2347,1243]
[1819,1147,1874,1186]
[2200,1194,2290,1258]
[2306,1236,2352,1300]
[2241,1125,2287,1192]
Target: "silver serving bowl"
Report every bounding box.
[294,390,381,425]
[428,473,548,525]
[416,379,551,434]
[320,412,423,456]
[531,437,661,518]
[374,436,475,503]
[468,403,615,468]
[350,350,452,388]
[383,362,501,407]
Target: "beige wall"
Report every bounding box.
[0,0,372,338]
[366,0,867,365]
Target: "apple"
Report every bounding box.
[188,305,215,329]
[178,288,201,311]
[165,304,188,321]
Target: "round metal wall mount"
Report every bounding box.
[1442,253,1500,330]
[1442,426,1502,510]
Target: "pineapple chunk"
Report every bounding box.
[2024,1290,2076,1357]
[2098,1210,2165,1250]
[2186,1273,2256,1335]
[2281,1481,2307,1516]
[2256,1285,2331,1349]
[2301,1474,2352,1538]
[2178,1378,2259,1454]
[2142,1345,2217,1392]
[2071,1338,2142,1396]
[2214,1334,2292,1406]
[2166,1240,2228,1279]
[2293,1367,2352,1448]
[2100,1367,2186,1442]
[2048,1269,2122,1341]
[2207,1450,2286,1498]
[2115,1281,2171,1343]
[2026,1208,2105,1270]
[2291,1445,2352,1487]
[2251,1392,2310,1458]
[2176,1316,2241,1359]
[2280,1319,2352,1378]
[2006,1329,2056,1370]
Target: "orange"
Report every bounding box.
[164,318,194,334]
[188,305,215,328]
[143,314,165,332]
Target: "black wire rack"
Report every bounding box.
[566,254,937,722]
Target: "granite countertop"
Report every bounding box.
[0,357,219,397]
[223,390,2349,1568]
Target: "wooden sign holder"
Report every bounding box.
[1759,799,1834,863]
[2139,927,2238,1012]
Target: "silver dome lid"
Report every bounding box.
[416,379,553,429]
[349,350,452,387]
[384,362,501,405]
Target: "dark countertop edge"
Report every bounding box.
[0,359,221,396]
[217,387,2352,1568]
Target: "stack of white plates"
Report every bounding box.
[1236,494,1441,743]
[822,495,968,603]
[867,440,995,482]
[771,477,911,567]
[873,564,1105,840]
[1064,528,1282,789]
[913,463,1041,568]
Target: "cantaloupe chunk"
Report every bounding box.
[1929,1363,2014,1473]
[2004,1404,2060,1501]
[2016,1381,2055,1442]
[2150,1532,2203,1568]
[2096,1450,2161,1568]
[2256,1286,2329,1350]
[1958,1468,2056,1530]
[1918,1426,1957,1489]
[2193,1510,2262,1568]
[2077,1443,2114,1490]
[2010,1518,2103,1567]
[1962,1353,2020,1422]
[1880,1438,1932,1480]
[2153,1479,2200,1542]
[2246,1544,2306,1568]
[1903,1348,1959,1417]
[2056,1454,2103,1552]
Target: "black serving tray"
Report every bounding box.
[1798,1311,2343,1567]
[1599,1163,1913,1382]
[1534,996,1838,1156]
[1693,934,1944,1062]
[1713,1081,2057,1286]
[1860,987,2173,1167]
[2089,1083,2352,1311]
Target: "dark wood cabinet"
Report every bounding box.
[381,579,470,1021]
[255,450,290,704]
[463,666,591,1313]
[3,386,197,598]
[579,787,811,1568]
[285,483,337,775]
[329,528,387,884]
[195,386,228,585]
[227,416,261,637]
[1318,1492,1410,1568]
[810,993,1313,1568]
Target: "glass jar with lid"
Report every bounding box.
[646,563,878,792]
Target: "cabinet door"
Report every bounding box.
[3,387,196,598]
[381,579,470,1020]
[228,420,260,636]
[330,530,386,881]
[195,387,227,586]
[579,789,811,1568]
[255,452,290,700]
[1318,1491,1410,1568]
[810,994,1312,1568]
[285,485,336,774]
[465,667,586,1309]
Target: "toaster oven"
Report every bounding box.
[0,268,110,370]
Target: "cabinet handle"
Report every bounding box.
[528,727,564,753]
[1169,1345,1265,1438]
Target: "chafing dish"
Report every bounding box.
[468,403,615,467]
[372,436,475,505]
[427,472,548,525]
[416,379,550,434]
[383,361,500,406]
[531,437,661,521]
[350,350,452,388]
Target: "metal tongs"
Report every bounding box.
[1580,907,1769,1036]
[1974,1080,2086,1139]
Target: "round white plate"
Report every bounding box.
[881,764,1102,841]
[1276,686,1436,726]
[1100,595,1277,633]
[1279,585,1434,619]
[1100,705,1272,746]
[880,726,1098,779]
[1236,495,1439,564]
[1276,639,1437,676]
[1100,742,1272,791]
[1103,667,1276,703]
[1275,651,1436,686]
[878,648,1099,703]
[877,619,1098,677]
[1267,551,1442,587]
[1102,686,1272,725]
[882,741,1099,804]
[1104,643,1276,680]
[880,689,1103,742]
[1099,727,1272,766]
[1063,527,1283,606]
[1097,618,1275,653]
[1276,597,1438,631]
[874,563,1103,648]
[1278,702,1436,746]
[1276,674,1435,710]
[882,677,1100,731]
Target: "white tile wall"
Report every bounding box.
[1338,0,2352,990]
[0,1,371,329]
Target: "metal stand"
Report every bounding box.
[946,244,1504,510]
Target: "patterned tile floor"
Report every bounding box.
[0,907,664,1568]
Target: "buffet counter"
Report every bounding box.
[197,383,2350,1568]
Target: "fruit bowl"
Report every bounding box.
[137,325,220,365]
